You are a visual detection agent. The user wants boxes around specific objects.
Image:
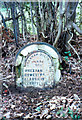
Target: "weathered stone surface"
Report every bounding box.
[16,77,22,86]
[38,45,58,58]
[15,55,22,66]
[54,70,61,83]
[21,45,38,56]
[15,42,61,88]
[23,51,55,88]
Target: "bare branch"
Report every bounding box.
[72,22,82,35]
[70,2,78,18]
[68,32,80,60]
[62,0,69,16]
[0,12,6,28]
[55,2,59,11]
[53,2,62,47]
[39,32,48,38]
[3,14,23,22]
[30,2,35,34]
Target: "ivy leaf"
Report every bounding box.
[61,107,63,110]
[2,117,6,120]
[64,51,70,54]
[35,107,40,112]
[80,76,82,79]
[69,53,71,56]
[68,51,70,53]
[65,56,68,58]
[77,115,80,119]
[60,67,63,70]
[74,115,77,119]
[65,56,69,61]
[57,110,61,115]
[71,114,74,119]
[62,113,65,117]
[68,107,73,114]
[64,52,68,54]
[57,109,63,115]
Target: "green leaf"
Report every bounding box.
[57,110,61,115]
[35,107,40,112]
[68,51,70,53]
[62,113,65,117]
[64,51,70,54]
[69,53,71,56]
[61,107,63,110]
[2,117,6,120]
[80,76,82,79]
[71,114,74,118]
[64,52,68,54]
[68,111,73,114]
[65,56,68,59]
[77,115,80,119]
[65,56,69,62]
[57,111,60,115]
[60,67,63,70]
[68,107,73,114]
[74,115,77,119]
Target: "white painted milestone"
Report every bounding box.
[23,51,55,88]
[15,42,61,88]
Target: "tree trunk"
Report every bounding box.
[65,2,78,49]
[0,17,3,119]
[0,12,6,28]
[11,2,18,46]
[33,2,40,41]
[15,6,19,37]
[19,3,27,38]
[30,2,35,34]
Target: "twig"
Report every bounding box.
[72,22,82,35]
[40,32,48,38]
[68,32,80,60]
[3,14,23,22]
[55,2,59,12]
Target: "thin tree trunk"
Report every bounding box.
[65,2,78,49]
[53,2,63,47]
[20,3,27,37]
[17,3,23,36]
[72,22,82,34]
[15,6,19,37]
[0,17,3,119]
[0,12,6,28]
[33,2,40,41]
[11,2,18,46]
[30,2,35,34]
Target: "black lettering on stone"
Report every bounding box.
[30,74,32,76]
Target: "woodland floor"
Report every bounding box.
[0,29,82,120]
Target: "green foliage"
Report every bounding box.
[28,25,32,33]
[57,107,65,117]
[59,64,63,70]
[35,107,41,112]
[64,51,71,62]
[68,107,80,120]
[2,117,6,120]
[56,107,80,119]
